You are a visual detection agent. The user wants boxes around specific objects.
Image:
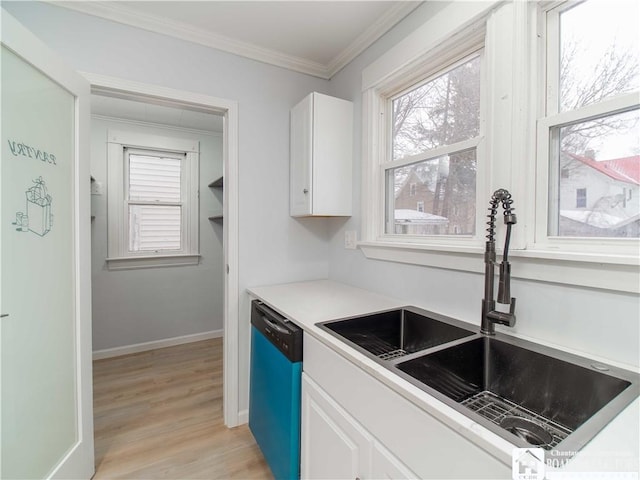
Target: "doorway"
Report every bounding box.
[86,73,241,428]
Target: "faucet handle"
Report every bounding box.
[486,301,517,328]
[497,261,511,304]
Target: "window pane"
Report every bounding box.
[129,153,181,202]
[391,56,481,161]
[559,0,639,112]
[129,205,181,251]
[386,149,476,235]
[550,108,640,237]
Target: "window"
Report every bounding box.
[385,53,482,239]
[539,0,640,241]
[576,188,587,208]
[360,1,638,292]
[107,130,199,269]
[417,201,424,213]
[127,149,183,252]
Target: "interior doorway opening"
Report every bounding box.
[85,74,240,428]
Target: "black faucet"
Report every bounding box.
[481,189,517,335]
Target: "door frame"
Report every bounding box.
[83,72,241,427]
[1,11,94,478]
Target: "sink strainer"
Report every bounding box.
[462,391,571,449]
[500,416,553,446]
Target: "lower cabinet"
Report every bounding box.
[301,373,417,480]
[371,442,419,480]
[302,333,511,479]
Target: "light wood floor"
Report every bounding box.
[93,338,273,479]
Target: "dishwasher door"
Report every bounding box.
[249,300,302,480]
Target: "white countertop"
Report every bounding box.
[248,279,640,476]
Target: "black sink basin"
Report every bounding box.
[318,307,475,361]
[396,336,638,451]
[317,308,639,454]
[317,307,640,456]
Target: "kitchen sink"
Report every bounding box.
[396,336,637,450]
[318,307,475,361]
[317,309,640,455]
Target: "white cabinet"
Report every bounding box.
[302,373,416,480]
[372,442,418,480]
[301,374,372,480]
[290,92,353,217]
[303,333,511,479]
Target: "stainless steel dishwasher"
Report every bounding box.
[249,300,303,480]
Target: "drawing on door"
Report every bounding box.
[12,176,54,235]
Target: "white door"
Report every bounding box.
[1,11,93,479]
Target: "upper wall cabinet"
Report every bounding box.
[290,92,353,217]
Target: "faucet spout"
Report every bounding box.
[481,189,517,335]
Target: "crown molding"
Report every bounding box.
[327,2,421,78]
[48,1,420,80]
[50,1,328,77]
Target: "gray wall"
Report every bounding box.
[90,116,224,351]
[7,1,638,419]
[325,2,639,367]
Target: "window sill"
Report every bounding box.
[106,254,200,270]
[358,241,639,294]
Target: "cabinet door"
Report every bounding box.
[290,93,312,216]
[312,93,353,216]
[301,374,371,480]
[372,442,418,480]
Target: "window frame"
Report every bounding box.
[359,1,639,293]
[533,0,640,257]
[362,35,488,253]
[106,130,200,269]
[383,51,485,242]
[125,147,185,253]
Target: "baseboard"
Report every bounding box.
[237,409,249,425]
[93,329,224,360]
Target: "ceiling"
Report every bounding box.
[52,1,421,79]
[91,94,224,132]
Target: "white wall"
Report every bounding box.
[326,2,640,368]
[4,1,331,412]
[90,116,224,351]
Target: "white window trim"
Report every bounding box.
[106,129,200,269]
[359,1,639,293]
[384,42,485,240]
[533,2,640,257]
[362,31,488,249]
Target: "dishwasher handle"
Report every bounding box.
[262,315,290,335]
[251,300,303,362]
